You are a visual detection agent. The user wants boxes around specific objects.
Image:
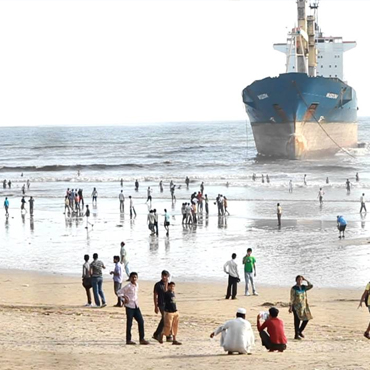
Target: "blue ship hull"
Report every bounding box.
[242,73,358,158]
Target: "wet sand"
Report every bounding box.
[0,270,369,370]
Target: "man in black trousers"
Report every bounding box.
[223,253,240,300]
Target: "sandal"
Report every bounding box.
[172,340,182,345]
[364,332,370,339]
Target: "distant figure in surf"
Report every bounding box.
[252,173,256,181]
[277,203,282,227]
[119,190,125,213]
[185,176,190,188]
[146,187,152,206]
[29,196,34,216]
[200,182,204,193]
[356,172,359,182]
[360,193,367,213]
[346,179,351,193]
[27,179,30,189]
[262,175,265,184]
[159,181,163,192]
[135,179,139,191]
[4,197,9,215]
[21,196,26,211]
[288,180,293,193]
[7,180,11,188]
[304,174,307,186]
[22,184,26,195]
[91,187,98,205]
[337,215,347,239]
[77,170,81,177]
[266,175,270,184]
[120,178,123,187]
[2,180,6,189]
[326,177,329,184]
[318,188,324,205]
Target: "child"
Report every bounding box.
[110,256,123,307]
[161,282,181,345]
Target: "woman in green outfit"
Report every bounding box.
[289,275,313,340]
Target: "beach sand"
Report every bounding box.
[0,270,369,370]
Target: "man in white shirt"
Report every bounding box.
[210,308,254,355]
[224,253,240,300]
[360,193,367,213]
[117,272,149,345]
[129,196,136,218]
[119,190,125,213]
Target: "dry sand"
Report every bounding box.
[0,270,369,370]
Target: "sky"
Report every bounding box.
[0,0,368,126]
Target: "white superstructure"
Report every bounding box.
[273,0,356,81]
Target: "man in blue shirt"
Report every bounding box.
[337,215,347,239]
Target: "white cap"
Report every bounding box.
[237,308,246,314]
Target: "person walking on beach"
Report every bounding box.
[360,193,367,213]
[170,184,176,202]
[358,281,370,339]
[277,203,282,226]
[129,196,136,218]
[120,241,130,280]
[337,215,347,239]
[289,275,313,340]
[64,196,70,215]
[90,253,106,308]
[210,308,254,355]
[318,188,324,205]
[28,196,34,216]
[164,209,170,236]
[146,187,152,206]
[257,307,287,352]
[91,187,98,205]
[159,282,182,345]
[224,253,240,300]
[82,254,92,307]
[110,255,123,307]
[153,270,171,342]
[288,180,293,193]
[4,197,9,216]
[117,272,150,345]
[84,205,93,229]
[243,248,258,296]
[119,190,125,213]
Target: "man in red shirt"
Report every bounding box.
[257,307,287,352]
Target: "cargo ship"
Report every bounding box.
[242,0,358,159]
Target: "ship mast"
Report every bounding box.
[296,0,308,74]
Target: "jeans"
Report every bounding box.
[226,275,238,299]
[360,203,367,212]
[244,271,256,294]
[130,207,136,218]
[126,306,145,342]
[123,262,130,278]
[91,276,106,306]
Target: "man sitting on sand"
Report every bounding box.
[257,307,287,352]
[210,308,254,355]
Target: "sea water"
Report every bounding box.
[0,119,369,288]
